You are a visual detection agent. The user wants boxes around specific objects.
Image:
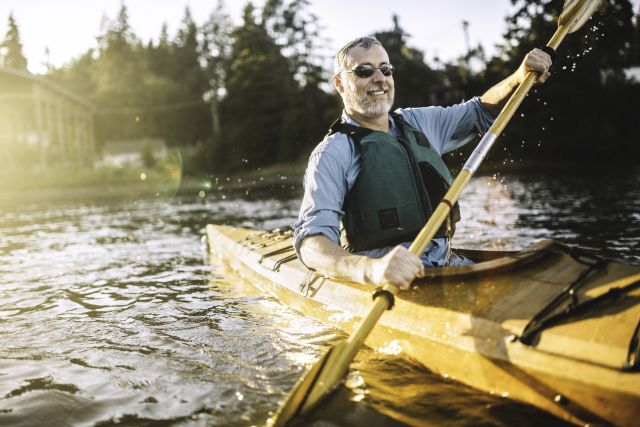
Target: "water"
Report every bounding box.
[1,169,638,427]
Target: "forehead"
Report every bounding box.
[345,44,390,67]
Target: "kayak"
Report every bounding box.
[206,224,640,427]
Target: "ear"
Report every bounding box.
[333,73,344,94]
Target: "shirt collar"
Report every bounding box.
[340,110,400,136]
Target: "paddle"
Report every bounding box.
[269,1,602,425]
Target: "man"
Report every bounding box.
[292,36,552,291]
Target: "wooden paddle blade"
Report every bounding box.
[560,0,601,33]
[269,342,350,426]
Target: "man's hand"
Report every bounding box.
[364,246,426,290]
[516,48,553,85]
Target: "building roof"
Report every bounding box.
[0,66,95,111]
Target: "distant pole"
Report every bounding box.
[462,20,470,66]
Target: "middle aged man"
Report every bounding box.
[292,36,552,291]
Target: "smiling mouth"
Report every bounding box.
[367,89,387,96]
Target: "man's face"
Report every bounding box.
[336,44,395,118]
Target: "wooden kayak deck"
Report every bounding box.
[206,224,640,426]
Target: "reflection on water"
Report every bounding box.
[0,170,638,426]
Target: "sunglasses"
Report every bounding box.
[347,63,395,78]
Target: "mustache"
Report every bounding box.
[367,83,389,92]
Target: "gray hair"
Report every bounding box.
[333,36,382,75]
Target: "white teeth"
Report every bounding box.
[369,90,385,95]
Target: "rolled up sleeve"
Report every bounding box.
[399,97,494,155]
[291,143,352,260]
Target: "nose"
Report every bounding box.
[371,68,387,82]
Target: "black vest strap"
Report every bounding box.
[328,119,373,147]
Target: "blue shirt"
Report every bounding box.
[292,97,494,267]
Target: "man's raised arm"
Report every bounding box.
[480,48,553,117]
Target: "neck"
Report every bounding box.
[347,109,389,132]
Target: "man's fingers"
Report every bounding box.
[524,48,552,78]
[537,71,551,84]
[376,246,427,290]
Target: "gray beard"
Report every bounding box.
[345,86,394,118]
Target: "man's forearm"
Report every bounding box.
[479,72,520,117]
[298,235,369,284]
[480,48,553,117]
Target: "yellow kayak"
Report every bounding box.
[206,224,640,426]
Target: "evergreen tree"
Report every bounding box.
[260,0,338,160]
[47,49,97,97]
[216,4,297,170]
[261,0,326,85]
[92,4,150,142]
[162,7,210,146]
[0,13,28,70]
[202,0,233,137]
[374,15,447,108]
[482,0,639,163]
[146,23,172,76]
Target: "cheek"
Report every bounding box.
[354,80,369,93]
[346,79,361,94]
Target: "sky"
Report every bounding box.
[1,0,639,75]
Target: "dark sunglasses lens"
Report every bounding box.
[353,65,374,78]
[380,64,394,76]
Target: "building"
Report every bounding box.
[0,66,95,168]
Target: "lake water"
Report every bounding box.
[1,168,638,427]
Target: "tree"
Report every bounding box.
[260,0,338,161]
[91,4,152,142]
[261,0,326,85]
[0,13,28,70]
[161,7,211,146]
[482,0,639,163]
[47,49,97,97]
[215,3,297,171]
[202,0,234,137]
[374,15,447,108]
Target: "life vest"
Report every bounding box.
[330,113,460,252]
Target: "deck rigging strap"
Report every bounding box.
[624,316,640,371]
[272,253,298,271]
[258,245,296,264]
[519,247,609,345]
[520,273,640,368]
[240,228,292,248]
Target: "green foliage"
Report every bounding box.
[374,15,447,108]
[482,0,640,163]
[0,13,28,70]
[213,4,297,171]
[23,0,640,176]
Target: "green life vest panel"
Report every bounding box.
[332,113,460,252]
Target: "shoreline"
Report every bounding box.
[1,156,636,204]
